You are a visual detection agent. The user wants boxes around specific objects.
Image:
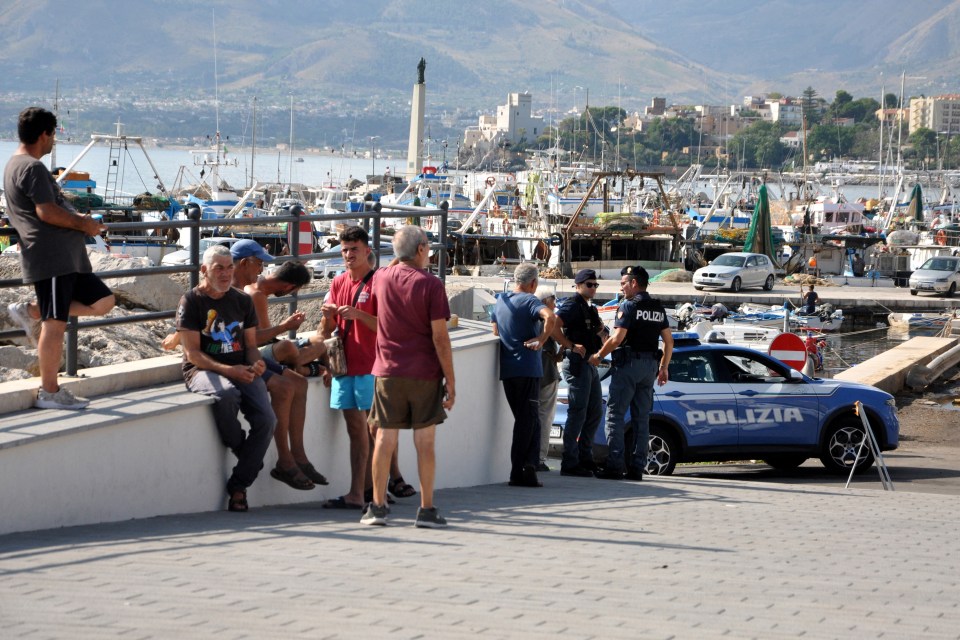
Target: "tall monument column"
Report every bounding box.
[406,58,426,179]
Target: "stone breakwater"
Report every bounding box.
[0,254,330,384]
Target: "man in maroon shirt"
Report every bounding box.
[361,226,455,528]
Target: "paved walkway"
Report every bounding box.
[2,472,958,639]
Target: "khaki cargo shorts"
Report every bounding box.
[368,376,447,430]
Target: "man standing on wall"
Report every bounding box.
[4,107,115,410]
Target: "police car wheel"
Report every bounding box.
[644,426,677,476]
[947,283,957,298]
[910,290,918,296]
[763,454,807,470]
[730,277,742,292]
[819,419,875,475]
[763,274,775,291]
[693,285,704,291]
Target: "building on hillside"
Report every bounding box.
[908,95,960,134]
[780,130,806,148]
[766,98,804,126]
[876,107,909,125]
[645,97,666,116]
[463,92,544,148]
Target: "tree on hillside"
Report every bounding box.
[884,93,900,109]
[728,120,787,169]
[805,122,857,161]
[801,86,821,126]
[908,127,938,168]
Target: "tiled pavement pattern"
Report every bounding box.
[2,474,959,639]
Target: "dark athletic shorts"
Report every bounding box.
[34,272,112,323]
[261,357,286,383]
[368,376,447,430]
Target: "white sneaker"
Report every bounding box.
[7,302,41,347]
[35,387,90,410]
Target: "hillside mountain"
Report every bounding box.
[2,0,959,122]
[606,0,960,98]
[0,0,738,106]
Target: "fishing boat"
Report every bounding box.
[53,122,183,264]
[888,311,958,330]
[736,302,844,332]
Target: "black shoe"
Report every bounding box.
[625,469,644,481]
[594,467,625,480]
[536,461,551,472]
[578,459,599,472]
[509,466,543,487]
[561,465,594,478]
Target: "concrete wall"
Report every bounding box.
[0,319,514,535]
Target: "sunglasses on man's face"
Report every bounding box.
[583,282,599,289]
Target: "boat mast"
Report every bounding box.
[878,77,885,200]
[896,70,905,175]
[50,79,59,171]
[250,96,257,189]
[288,94,294,187]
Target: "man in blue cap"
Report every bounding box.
[552,268,606,477]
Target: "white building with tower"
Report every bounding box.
[463,92,544,148]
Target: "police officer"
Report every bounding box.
[589,266,672,480]
[553,268,605,477]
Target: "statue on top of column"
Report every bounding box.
[417,58,426,84]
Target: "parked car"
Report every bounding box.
[909,256,960,297]
[159,237,242,266]
[693,252,776,292]
[551,334,899,476]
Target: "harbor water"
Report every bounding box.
[820,324,944,378]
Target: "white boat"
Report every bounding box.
[737,303,845,332]
[888,311,957,330]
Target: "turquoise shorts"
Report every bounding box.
[330,374,375,411]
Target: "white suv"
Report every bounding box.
[693,252,776,292]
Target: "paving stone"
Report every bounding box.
[1,475,960,639]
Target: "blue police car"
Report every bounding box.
[550,333,899,475]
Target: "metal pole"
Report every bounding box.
[65,318,78,376]
[186,203,202,289]
[288,204,303,332]
[439,201,449,284]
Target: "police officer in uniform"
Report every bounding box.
[589,266,672,480]
[553,268,606,477]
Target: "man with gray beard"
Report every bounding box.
[177,245,276,512]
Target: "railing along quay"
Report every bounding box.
[0,201,449,377]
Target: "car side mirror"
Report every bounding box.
[788,368,803,381]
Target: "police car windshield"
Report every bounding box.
[713,255,746,267]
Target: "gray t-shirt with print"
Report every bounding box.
[2,154,92,283]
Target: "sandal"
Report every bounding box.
[228,490,248,512]
[270,464,315,491]
[364,487,395,505]
[388,476,417,498]
[297,462,329,486]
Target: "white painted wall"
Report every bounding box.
[0,320,515,535]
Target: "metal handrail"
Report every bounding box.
[1,201,449,377]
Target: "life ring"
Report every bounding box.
[936,229,947,246]
[424,217,434,231]
[485,176,496,187]
[491,203,501,217]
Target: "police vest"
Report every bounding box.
[623,295,667,352]
[558,295,603,355]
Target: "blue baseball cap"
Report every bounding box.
[230,239,273,262]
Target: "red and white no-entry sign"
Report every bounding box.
[768,332,808,371]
